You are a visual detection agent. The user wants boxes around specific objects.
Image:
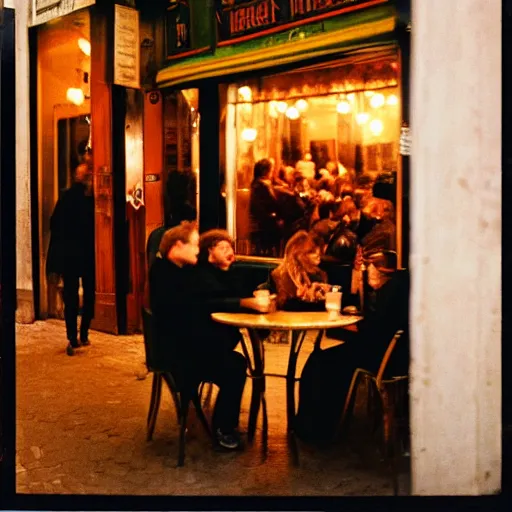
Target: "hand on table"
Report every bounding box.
[241,295,277,313]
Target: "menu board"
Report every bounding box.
[114,4,140,89]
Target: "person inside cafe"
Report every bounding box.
[149,222,248,451]
[268,231,331,311]
[360,197,397,257]
[295,250,408,444]
[249,158,284,256]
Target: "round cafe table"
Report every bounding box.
[211,310,362,462]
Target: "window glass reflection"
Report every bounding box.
[226,59,400,260]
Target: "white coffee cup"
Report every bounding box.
[254,289,271,307]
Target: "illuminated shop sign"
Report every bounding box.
[216,0,385,42]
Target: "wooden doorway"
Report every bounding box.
[47,104,91,320]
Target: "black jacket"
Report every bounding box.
[189,262,245,352]
[149,257,199,366]
[46,183,95,277]
[340,271,409,375]
[149,258,245,367]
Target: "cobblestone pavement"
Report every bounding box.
[16,320,405,496]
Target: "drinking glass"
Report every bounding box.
[325,286,342,320]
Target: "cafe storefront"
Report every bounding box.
[151,0,411,267]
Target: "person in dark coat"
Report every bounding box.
[149,223,267,450]
[46,162,95,356]
[192,229,269,352]
[249,158,284,256]
[295,251,409,443]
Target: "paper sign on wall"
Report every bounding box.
[114,4,140,89]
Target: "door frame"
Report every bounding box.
[45,102,91,319]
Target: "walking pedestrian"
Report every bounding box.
[46,161,95,356]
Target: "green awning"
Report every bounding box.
[156,4,398,89]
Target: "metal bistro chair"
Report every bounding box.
[338,329,409,495]
[141,307,211,467]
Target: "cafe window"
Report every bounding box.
[163,88,200,226]
[225,58,401,259]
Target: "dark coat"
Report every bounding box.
[149,257,200,367]
[189,262,244,352]
[249,179,282,234]
[46,183,95,277]
[334,271,409,376]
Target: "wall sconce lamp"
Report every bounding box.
[66,68,90,106]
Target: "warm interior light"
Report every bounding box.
[336,100,351,114]
[370,119,384,135]
[238,86,252,102]
[387,94,399,106]
[347,93,356,102]
[364,90,375,97]
[241,127,258,142]
[268,101,279,118]
[78,38,91,57]
[356,112,370,125]
[295,99,308,112]
[66,87,85,106]
[370,93,385,108]
[276,101,288,113]
[285,106,300,120]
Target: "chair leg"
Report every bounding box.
[178,396,191,467]
[337,371,361,440]
[147,374,163,441]
[192,394,211,438]
[162,373,182,420]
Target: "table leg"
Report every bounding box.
[241,328,265,443]
[285,330,307,433]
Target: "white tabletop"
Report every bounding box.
[211,311,362,331]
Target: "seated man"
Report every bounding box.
[149,222,256,450]
[192,229,271,351]
[295,250,409,443]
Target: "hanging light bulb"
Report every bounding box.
[370,93,385,108]
[241,128,258,142]
[66,87,85,106]
[295,99,309,112]
[276,101,288,113]
[369,119,384,136]
[238,86,252,102]
[336,100,351,114]
[268,101,279,119]
[78,38,91,57]
[285,106,300,120]
[356,112,370,125]
[387,94,399,106]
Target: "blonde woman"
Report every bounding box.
[270,231,331,311]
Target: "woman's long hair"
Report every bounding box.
[280,231,323,291]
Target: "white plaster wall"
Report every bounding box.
[4,0,34,320]
[15,0,33,292]
[410,0,501,495]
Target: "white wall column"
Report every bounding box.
[7,0,34,323]
[410,0,501,495]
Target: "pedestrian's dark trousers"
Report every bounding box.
[62,272,95,343]
[180,350,247,433]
